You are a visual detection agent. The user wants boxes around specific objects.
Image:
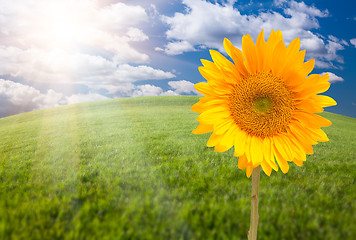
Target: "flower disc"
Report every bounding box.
[230,71,295,138]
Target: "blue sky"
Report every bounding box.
[0,0,355,118]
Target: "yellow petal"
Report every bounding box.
[209,80,235,96]
[293,158,303,167]
[198,66,236,96]
[308,95,337,108]
[214,118,235,135]
[282,134,296,161]
[201,59,218,69]
[292,74,318,92]
[256,29,267,71]
[198,67,220,82]
[287,132,307,160]
[267,29,283,46]
[246,164,253,178]
[209,49,240,83]
[293,110,332,129]
[289,121,318,145]
[198,96,216,103]
[238,154,248,169]
[280,38,303,75]
[263,137,278,170]
[244,134,253,164]
[261,161,272,176]
[207,132,223,147]
[264,29,284,71]
[290,142,305,163]
[192,97,227,113]
[242,34,259,73]
[288,126,314,155]
[269,138,279,172]
[271,40,287,75]
[305,127,329,142]
[295,98,324,113]
[192,122,213,134]
[282,49,306,86]
[191,102,204,113]
[198,67,231,89]
[274,146,290,174]
[219,124,238,149]
[286,37,301,55]
[214,143,232,152]
[273,134,293,161]
[234,128,247,157]
[201,98,228,108]
[196,106,231,124]
[300,59,315,77]
[194,82,214,96]
[294,80,330,100]
[223,38,248,76]
[262,137,271,162]
[250,136,263,167]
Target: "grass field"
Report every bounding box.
[0,96,355,239]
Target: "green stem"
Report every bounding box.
[248,166,261,240]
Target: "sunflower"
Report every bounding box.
[192,29,337,177]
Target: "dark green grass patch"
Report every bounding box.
[0,96,355,239]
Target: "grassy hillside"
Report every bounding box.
[0,96,355,240]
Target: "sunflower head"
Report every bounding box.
[192,29,337,177]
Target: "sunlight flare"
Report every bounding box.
[29,1,95,49]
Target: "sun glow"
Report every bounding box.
[32,1,94,50]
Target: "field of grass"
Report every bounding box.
[0,95,355,239]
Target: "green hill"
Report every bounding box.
[0,96,355,240]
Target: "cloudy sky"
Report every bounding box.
[0,0,355,118]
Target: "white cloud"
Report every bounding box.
[160,0,345,68]
[126,27,149,42]
[132,84,164,97]
[0,79,63,117]
[88,64,175,96]
[116,80,200,98]
[0,78,199,118]
[321,72,344,83]
[0,47,175,86]
[305,34,348,68]
[168,80,198,94]
[273,0,287,7]
[131,82,202,97]
[161,90,179,96]
[149,4,159,17]
[113,64,175,83]
[161,0,242,51]
[284,1,328,18]
[350,38,356,47]
[0,79,113,117]
[155,47,164,52]
[327,35,348,50]
[162,41,196,55]
[97,2,148,28]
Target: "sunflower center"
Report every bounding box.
[253,97,272,113]
[229,71,295,138]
